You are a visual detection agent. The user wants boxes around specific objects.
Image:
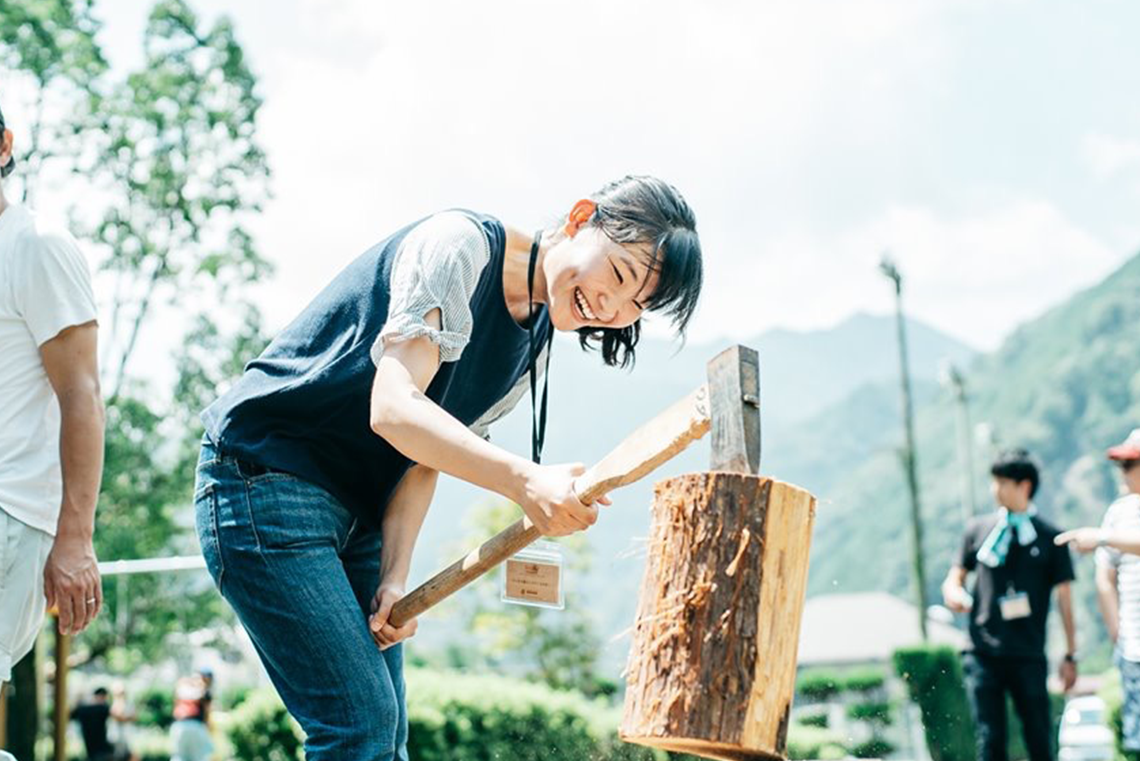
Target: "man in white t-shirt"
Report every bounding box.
[1058,429,1140,759]
[0,101,106,710]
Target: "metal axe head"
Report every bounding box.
[707,345,761,474]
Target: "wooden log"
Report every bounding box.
[621,473,817,761]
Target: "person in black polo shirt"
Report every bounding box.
[70,687,129,761]
[942,449,1078,761]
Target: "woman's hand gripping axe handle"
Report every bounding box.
[388,345,760,627]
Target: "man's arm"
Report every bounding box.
[1097,563,1121,643]
[941,566,971,612]
[1057,527,1140,556]
[40,321,105,636]
[1056,581,1079,690]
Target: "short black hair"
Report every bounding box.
[93,687,110,697]
[991,449,1040,498]
[575,175,703,368]
[0,101,14,179]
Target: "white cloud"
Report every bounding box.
[1082,132,1140,179]
[245,0,964,332]
[700,200,1125,350]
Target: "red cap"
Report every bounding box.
[1108,428,1140,461]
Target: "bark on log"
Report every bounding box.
[621,473,817,761]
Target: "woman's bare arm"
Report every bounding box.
[370,309,598,537]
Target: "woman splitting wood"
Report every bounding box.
[193,175,704,760]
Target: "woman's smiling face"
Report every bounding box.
[544,200,660,332]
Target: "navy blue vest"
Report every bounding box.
[201,212,550,528]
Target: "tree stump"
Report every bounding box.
[621,472,817,761]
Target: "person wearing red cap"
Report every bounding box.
[1056,428,1140,756]
[0,99,106,729]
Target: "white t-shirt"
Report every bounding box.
[1097,493,1140,662]
[0,204,98,535]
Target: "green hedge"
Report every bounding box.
[799,711,830,729]
[405,669,687,761]
[847,701,894,726]
[218,684,254,710]
[221,672,700,761]
[843,668,888,694]
[851,737,896,759]
[797,669,843,702]
[225,689,304,761]
[408,669,601,761]
[787,723,846,760]
[894,646,976,761]
[135,685,175,730]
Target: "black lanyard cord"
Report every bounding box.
[527,230,554,464]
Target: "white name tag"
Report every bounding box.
[999,591,1032,620]
[502,541,564,610]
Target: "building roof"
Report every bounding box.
[798,591,969,666]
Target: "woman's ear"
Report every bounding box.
[562,199,597,238]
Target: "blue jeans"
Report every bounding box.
[194,439,408,761]
[1117,648,1140,752]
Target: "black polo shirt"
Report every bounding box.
[70,702,112,758]
[957,512,1075,660]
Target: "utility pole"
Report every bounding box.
[940,361,977,524]
[880,255,928,641]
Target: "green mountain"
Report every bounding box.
[803,253,1140,666]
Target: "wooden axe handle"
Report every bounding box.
[389,384,711,627]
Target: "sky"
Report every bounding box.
[9,0,1140,353]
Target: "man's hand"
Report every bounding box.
[1059,658,1078,692]
[942,582,972,614]
[44,532,101,635]
[369,583,418,651]
[1055,528,1105,554]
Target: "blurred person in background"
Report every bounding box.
[108,682,139,761]
[1056,429,1140,759]
[170,674,213,761]
[71,687,131,761]
[942,449,1078,761]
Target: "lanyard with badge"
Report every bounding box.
[998,534,1033,621]
[502,230,565,610]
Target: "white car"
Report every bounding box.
[1058,695,1116,761]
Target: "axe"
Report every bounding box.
[388,344,761,627]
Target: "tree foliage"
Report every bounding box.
[0,0,106,206]
[89,0,271,396]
